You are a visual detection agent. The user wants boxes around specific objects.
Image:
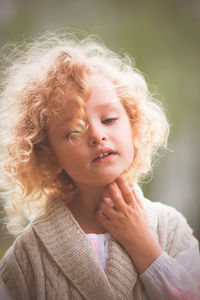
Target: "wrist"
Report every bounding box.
[123,236,163,274]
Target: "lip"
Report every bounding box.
[92,147,116,162]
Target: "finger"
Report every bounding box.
[116,177,134,206]
[96,210,111,228]
[132,189,143,209]
[103,196,114,208]
[97,209,107,219]
[104,182,126,211]
[98,200,119,220]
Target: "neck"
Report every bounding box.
[67,183,108,234]
[68,183,106,218]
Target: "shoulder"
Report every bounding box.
[134,183,188,227]
[145,198,192,233]
[0,224,38,276]
[135,184,192,236]
[1,224,34,262]
[142,195,191,228]
[2,223,39,259]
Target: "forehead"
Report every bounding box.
[86,74,122,110]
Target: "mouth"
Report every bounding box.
[92,150,116,163]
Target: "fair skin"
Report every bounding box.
[48,73,162,273]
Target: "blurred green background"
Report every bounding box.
[0,0,200,259]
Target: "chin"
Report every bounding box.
[93,171,123,186]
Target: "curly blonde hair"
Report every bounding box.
[0,32,169,235]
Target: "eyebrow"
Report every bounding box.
[94,101,121,109]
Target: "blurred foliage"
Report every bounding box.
[0,0,200,253]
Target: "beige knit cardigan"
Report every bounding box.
[0,197,193,300]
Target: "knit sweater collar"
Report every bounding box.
[32,189,157,299]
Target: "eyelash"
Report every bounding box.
[102,117,118,124]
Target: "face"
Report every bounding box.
[48,74,134,188]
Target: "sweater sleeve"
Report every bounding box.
[140,238,200,300]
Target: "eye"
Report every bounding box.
[102,117,118,124]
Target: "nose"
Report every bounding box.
[88,125,107,146]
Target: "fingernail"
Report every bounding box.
[104,197,114,207]
[98,210,105,217]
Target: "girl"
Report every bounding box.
[0,32,199,300]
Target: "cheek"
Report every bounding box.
[124,125,135,161]
[58,146,87,167]
[127,140,134,163]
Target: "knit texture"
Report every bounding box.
[0,197,194,300]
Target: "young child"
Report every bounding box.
[0,32,199,300]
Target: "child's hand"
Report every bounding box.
[96,177,162,273]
